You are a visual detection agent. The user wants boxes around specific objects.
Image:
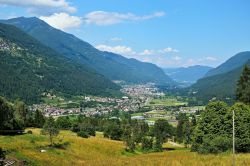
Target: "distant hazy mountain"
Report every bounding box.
[163,65,213,85]
[205,51,250,77]
[103,52,175,84]
[0,23,121,104]
[0,17,175,85]
[190,51,250,103]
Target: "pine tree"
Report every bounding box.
[236,65,250,104]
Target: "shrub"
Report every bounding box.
[0,148,6,165]
[77,131,89,138]
[27,130,33,134]
[198,136,231,154]
[141,137,153,151]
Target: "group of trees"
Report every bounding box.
[236,65,250,105]
[49,114,175,152]
[176,114,196,147]
[192,101,250,153]
[191,66,250,153]
[0,97,45,134]
[102,118,175,152]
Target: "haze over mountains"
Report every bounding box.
[163,65,213,86]
[0,17,174,85]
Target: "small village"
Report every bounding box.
[30,84,203,126]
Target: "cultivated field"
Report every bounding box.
[149,98,187,107]
[1,128,250,166]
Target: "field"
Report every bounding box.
[149,97,188,107]
[1,128,250,166]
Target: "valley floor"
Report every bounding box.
[1,128,250,166]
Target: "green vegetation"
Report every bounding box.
[190,52,250,104]
[0,97,24,134]
[205,51,250,77]
[236,65,250,104]
[192,101,250,153]
[0,147,6,165]
[1,128,250,165]
[0,23,121,104]
[41,117,59,146]
[149,97,187,106]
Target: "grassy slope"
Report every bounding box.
[1,128,250,166]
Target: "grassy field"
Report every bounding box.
[1,128,250,166]
[149,98,187,107]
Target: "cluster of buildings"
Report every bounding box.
[30,104,81,117]
[0,39,10,51]
[31,84,163,117]
[121,84,165,97]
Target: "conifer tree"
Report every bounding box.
[236,65,250,104]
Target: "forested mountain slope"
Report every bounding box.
[190,57,250,103]
[0,23,121,104]
[204,51,250,77]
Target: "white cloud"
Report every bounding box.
[95,44,189,67]
[40,13,82,31]
[0,0,76,14]
[172,56,182,61]
[139,49,155,55]
[159,47,179,53]
[110,37,123,42]
[206,56,217,61]
[84,11,165,25]
[96,44,136,56]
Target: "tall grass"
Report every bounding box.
[0,128,250,165]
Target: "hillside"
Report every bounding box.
[205,51,250,77]
[190,59,250,103]
[0,17,174,85]
[1,128,250,165]
[0,23,121,104]
[163,65,212,85]
[103,51,175,84]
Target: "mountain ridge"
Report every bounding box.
[0,17,175,85]
[163,65,213,86]
[190,51,250,103]
[204,51,250,77]
[0,23,121,104]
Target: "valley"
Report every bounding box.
[0,1,250,165]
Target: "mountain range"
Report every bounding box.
[0,17,174,85]
[163,65,213,86]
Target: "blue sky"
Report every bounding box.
[0,0,249,68]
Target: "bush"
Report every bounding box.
[77,131,89,138]
[141,137,153,151]
[27,130,33,134]
[197,136,231,154]
[0,148,6,165]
